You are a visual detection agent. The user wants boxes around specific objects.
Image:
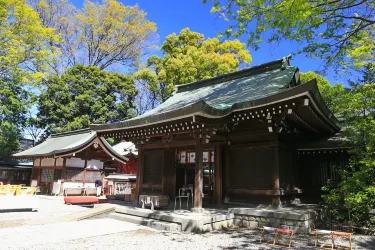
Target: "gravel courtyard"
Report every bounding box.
[1,196,374,250]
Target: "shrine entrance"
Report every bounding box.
[176,149,215,204]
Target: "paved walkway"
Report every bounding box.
[0,218,150,249]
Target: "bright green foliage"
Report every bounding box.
[134,28,252,114]
[300,72,347,115]
[29,0,157,74]
[206,0,375,70]
[0,0,58,156]
[0,74,32,157]
[38,65,137,134]
[300,70,375,226]
[0,0,59,81]
[319,65,375,227]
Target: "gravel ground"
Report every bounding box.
[1,197,374,250]
[19,227,375,250]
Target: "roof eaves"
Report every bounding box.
[51,128,94,138]
[99,137,129,163]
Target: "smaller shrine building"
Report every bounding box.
[13,129,128,195]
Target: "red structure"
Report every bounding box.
[114,153,137,175]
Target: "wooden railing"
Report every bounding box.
[0,185,36,196]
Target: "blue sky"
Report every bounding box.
[72,0,349,84]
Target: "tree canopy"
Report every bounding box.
[0,0,59,80]
[29,0,157,74]
[206,0,375,70]
[38,65,137,134]
[0,0,58,156]
[134,28,252,114]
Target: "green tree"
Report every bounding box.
[134,28,252,114]
[205,0,375,70]
[300,72,347,115]
[38,65,137,134]
[0,75,32,156]
[29,0,157,74]
[320,65,375,227]
[0,0,59,156]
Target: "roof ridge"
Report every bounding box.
[51,128,94,138]
[175,55,292,92]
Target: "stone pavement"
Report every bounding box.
[0,218,151,250]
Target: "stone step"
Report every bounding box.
[114,207,234,232]
[108,212,181,232]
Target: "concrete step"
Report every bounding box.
[108,212,181,232]
[25,205,115,225]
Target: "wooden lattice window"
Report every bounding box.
[40,169,54,182]
[85,170,102,182]
[54,169,62,180]
[0,170,8,180]
[63,168,83,181]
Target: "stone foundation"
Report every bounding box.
[229,207,318,234]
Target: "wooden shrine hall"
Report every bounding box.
[91,56,341,209]
[13,129,128,195]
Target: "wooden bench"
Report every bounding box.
[260,227,294,248]
[314,229,353,249]
[64,188,83,196]
[64,196,99,205]
[84,188,97,196]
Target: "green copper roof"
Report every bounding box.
[91,57,301,131]
[142,66,297,115]
[13,129,96,158]
[13,129,128,162]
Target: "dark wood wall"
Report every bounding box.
[162,148,176,198]
[225,142,276,204]
[143,150,164,184]
[142,149,164,193]
[279,147,296,190]
[297,150,349,201]
[229,147,273,190]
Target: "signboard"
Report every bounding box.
[188,152,196,163]
[179,151,186,163]
[31,180,38,187]
[177,151,214,164]
[203,152,209,162]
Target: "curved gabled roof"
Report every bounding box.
[13,129,128,163]
[13,129,96,158]
[90,57,303,131]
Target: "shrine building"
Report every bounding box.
[90,56,344,209]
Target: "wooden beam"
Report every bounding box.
[142,140,196,149]
[194,139,203,209]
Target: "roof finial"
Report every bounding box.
[281,55,292,70]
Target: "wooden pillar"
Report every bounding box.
[83,159,87,185]
[224,146,231,202]
[272,145,280,207]
[135,145,144,199]
[214,144,223,204]
[38,157,41,184]
[193,139,203,210]
[60,158,66,195]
